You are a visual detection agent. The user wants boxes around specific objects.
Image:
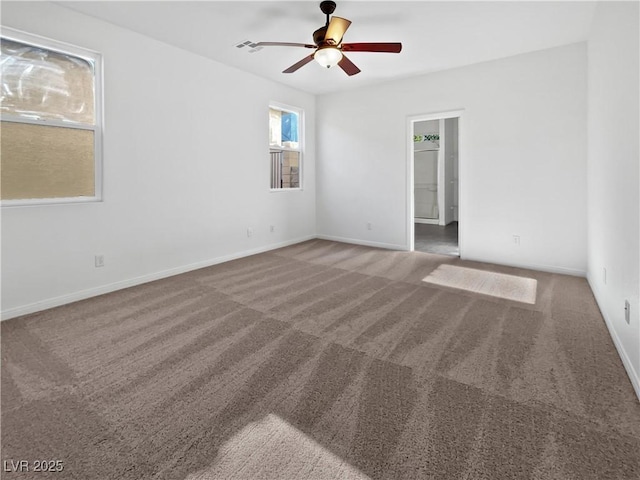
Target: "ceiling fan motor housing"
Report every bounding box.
[313,26,328,46]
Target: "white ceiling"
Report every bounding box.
[58,1,597,95]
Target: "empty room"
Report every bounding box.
[1,1,639,479]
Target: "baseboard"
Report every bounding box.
[315,234,406,251]
[1,235,315,321]
[587,276,640,402]
[461,254,586,277]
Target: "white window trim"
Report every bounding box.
[269,101,304,192]
[0,26,104,207]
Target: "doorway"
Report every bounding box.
[407,111,462,256]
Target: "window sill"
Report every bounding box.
[1,197,103,207]
[270,146,301,153]
[269,188,303,193]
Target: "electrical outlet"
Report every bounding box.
[270,225,275,233]
[512,235,520,245]
[247,227,253,238]
[366,222,372,231]
[95,255,104,268]
[603,267,607,285]
[625,300,630,324]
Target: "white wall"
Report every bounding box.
[316,43,588,274]
[587,1,640,397]
[1,2,316,318]
[443,118,458,225]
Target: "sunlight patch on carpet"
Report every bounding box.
[422,265,537,304]
[185,414,371,480]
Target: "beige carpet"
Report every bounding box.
[2,239,639,479]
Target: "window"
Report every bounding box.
[0,28,102,205]
[269,104,302,190]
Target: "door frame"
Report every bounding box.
[406,109,464,253]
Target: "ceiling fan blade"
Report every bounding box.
[256,42,316,49]
[283,54,315,74]
[325,16,351,45]
[341,43,403,53]
[338,54,361,76]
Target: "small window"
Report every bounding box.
[0,28,102,206]
[269,104,302,190]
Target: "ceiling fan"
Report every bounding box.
[256,1,402,76]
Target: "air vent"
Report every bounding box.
[234,40,263,53]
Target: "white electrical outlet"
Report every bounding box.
[247,228,253,238]
[367,222,372,231]
[270,225,275,233]
[625,300,630,324]
[95,255,105,268]
[513,235,520,245]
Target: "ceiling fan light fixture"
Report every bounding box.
[314,46,343,68]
